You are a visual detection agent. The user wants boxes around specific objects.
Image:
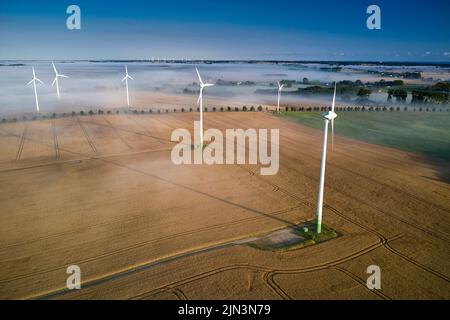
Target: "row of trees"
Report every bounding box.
[0,105,269,123]
[284,105,450,112]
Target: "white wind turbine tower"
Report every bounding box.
[277,81,285,113]
[316,82,338,234]
[27,67,44,113]
[51,62,68,99]
[195,67,214,147]
[122,65,134,108]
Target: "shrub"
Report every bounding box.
[227,106,231,111]
[88,110,94,116]
[242,106,247,111]
[257,105,263,111]
[250,106,255,111]
[80,111,85,116]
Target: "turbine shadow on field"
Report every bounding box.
[420,157,450,184]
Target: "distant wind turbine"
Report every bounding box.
[51,62,68,99]
[122,65,134,108]
[316,82,338,234]
[195,67,214,147]
[277,81,285,113]
[27,67,44,113]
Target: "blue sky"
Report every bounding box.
[0,0,449,61]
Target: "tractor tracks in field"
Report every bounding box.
[166,115,450,284]
[125,115,165,145]
[1,204,304,285]
[15,124,28,161]
[235,160,450,284]
[102,116,133,150]
[79,117,174,145]
[131,232,399,301]
[285,160,450,243]
[51,120,60,160]
[76,117,98,154]
[206,116,450,242]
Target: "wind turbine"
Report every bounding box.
[277,81,285,113]
[316,82,338,234]
[195,67,214,147]
[51,62,68,99]
[27,67,44,113]
[122,65,134,108]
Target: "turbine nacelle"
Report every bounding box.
[27,67,43,85]
[324,111,337,121]
[122,65,134,82]
[196,68,214,104]
[52,62,69,85]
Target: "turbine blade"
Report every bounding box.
[331,82,337,113]
[52,62,57,74]
[128,75,134,81]
[121,76,127,82]
[52,77,57,86]
[36,78,43,84]
[195,68,203,85]
[27,79,34,86]
[59,74,69,78]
